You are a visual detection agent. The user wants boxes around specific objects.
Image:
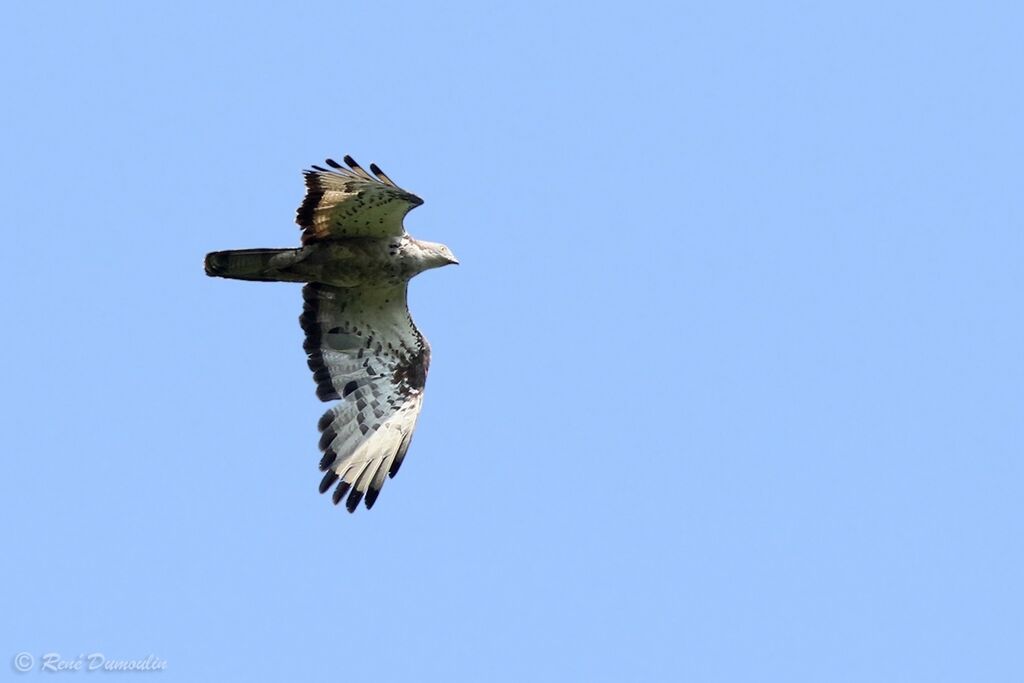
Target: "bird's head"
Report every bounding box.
[413,239,460,270]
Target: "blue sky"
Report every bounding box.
[2,1,1022,680]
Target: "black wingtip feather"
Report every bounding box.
[319,470,339,494]
[388,458,401,478]
[345,488,364,513]
[325,158,343,169]
[389,432,413,478]
[316,385,340,401]
[318,427,337,452]
[365,487,381,510]
[332,480,351,505]
[319,450,337,471]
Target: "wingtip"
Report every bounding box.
[319,470,339,494]
[319,449,337,472]
[318,427,337,452]
[332,480,351,505]
[345,489,364,513]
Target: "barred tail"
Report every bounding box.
[204,248,309,282]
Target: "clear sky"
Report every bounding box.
[2,1,1022,681]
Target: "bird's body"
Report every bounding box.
[206,235,451,287]
[205,156,457,512]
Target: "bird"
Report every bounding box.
[205,156,458,512]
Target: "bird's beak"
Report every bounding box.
[449,254,460,265]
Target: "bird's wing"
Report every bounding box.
[296,155,423,243]
[300,283,431,512]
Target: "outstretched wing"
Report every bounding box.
[296,155,423,243]
[300,283,430,512]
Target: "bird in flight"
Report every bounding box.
[205,156,458,512]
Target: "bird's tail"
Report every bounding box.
[204,248,310,282]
